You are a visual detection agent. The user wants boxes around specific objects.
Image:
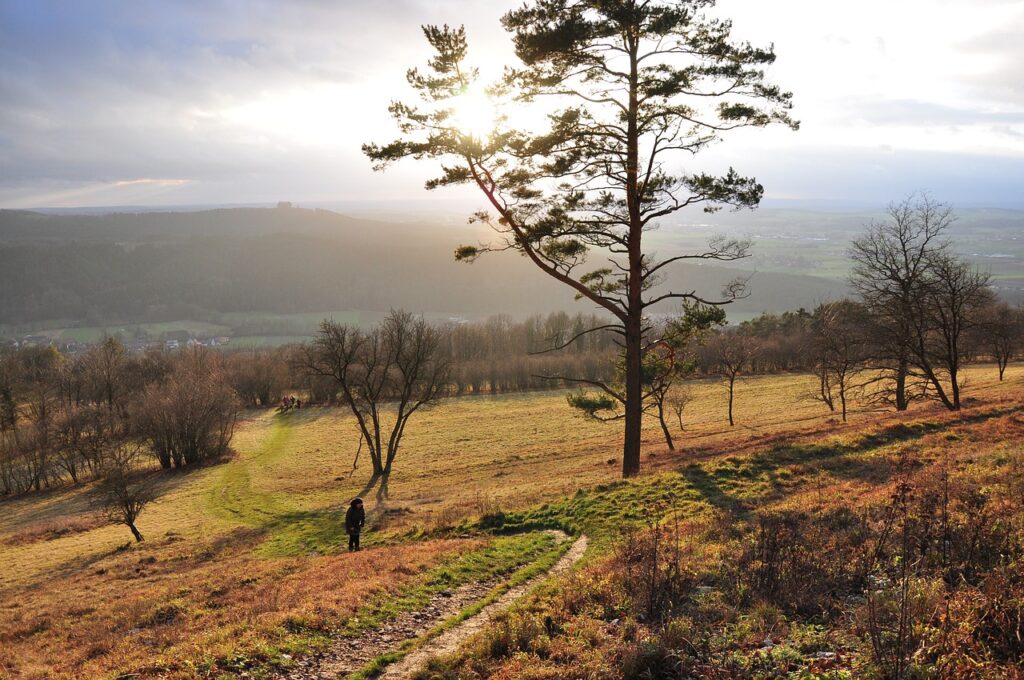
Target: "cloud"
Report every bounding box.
[844,99,1024,127]
[1,0,1022,208]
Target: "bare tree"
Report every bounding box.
[300,310,450,499]
[134,348,240,469]
[711,331,755,427]
[227,349,289,407]
[916,254,992,409]
[95,442,156,542]
[0,352,19,495]
[82,336,129,414]
[850,194,952,411]
[811,300,868,422]
[977,301,1023,381]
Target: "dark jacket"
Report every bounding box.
[345,503,365,534]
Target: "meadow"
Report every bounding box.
[0,364,1021,678]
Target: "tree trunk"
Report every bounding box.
[727,374,736,427]
[949,367,960,410]
[620,33,642,480]
[895,356,909,411]
[622,314,643,477]
[128,522,144,542]
[657,399,674,451]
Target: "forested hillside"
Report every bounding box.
[0,207,850,324]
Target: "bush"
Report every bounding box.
[134,348,240,468]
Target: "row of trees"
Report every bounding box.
[0,342,241,502]
[4,268,1018,504]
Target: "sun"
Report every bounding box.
[449,88,499,140]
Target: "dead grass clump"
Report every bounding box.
[138,601,186,627]
[431,504,468,530]
[472,610,551,661]
[733,507,870,616]
[3,514,108,546]
[615,517,696,623]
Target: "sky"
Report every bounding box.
[1,0,1023,210]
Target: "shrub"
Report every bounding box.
[134,348,240,468]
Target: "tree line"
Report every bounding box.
[2,260,1019,508]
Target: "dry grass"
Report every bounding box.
[416,374,1024,679]
[0,529,472,678]
[0,363,1020,678]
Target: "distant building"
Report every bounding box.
[21,335,51,347]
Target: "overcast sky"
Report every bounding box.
[1,0,1022,210]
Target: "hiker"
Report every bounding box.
[345,497,365,551]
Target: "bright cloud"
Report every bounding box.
[0,0,1021,209]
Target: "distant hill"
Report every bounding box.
[0,205,873,327]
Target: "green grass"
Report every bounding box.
[207,413,297,527]
[467,406,1015,550]
[227,335,312,347]
[56,319,231,343]
[267,531,564,678]
[349,533,574,680]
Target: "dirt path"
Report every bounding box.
[377,533,588,679]
[279,532,587,680]
[279,577,500,679]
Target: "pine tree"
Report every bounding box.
[364,1,797,476]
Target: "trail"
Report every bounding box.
[207,413,296,525]
[280,532,588,680]
[378,532,588,679]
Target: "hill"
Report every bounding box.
[1,364,1021,677]
[0,206,850,327]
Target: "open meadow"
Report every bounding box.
[1,364,1022,678]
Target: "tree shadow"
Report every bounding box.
[679,465,752,517]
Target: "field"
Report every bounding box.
[1,364,1022,678]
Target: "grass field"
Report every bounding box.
[1,364,1022,678]
[55,320,232,343]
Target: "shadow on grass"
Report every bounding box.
[679,465,752,517]
[237,405,1024,557]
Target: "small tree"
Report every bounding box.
[567,302,724,450]
[667,386,693,432]
[299,310,449,499]
[711,331,755,427]
[95,443,155,542]
[977,301,1023,381]
[811,300,868,422]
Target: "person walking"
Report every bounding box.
[345,498,365,551]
